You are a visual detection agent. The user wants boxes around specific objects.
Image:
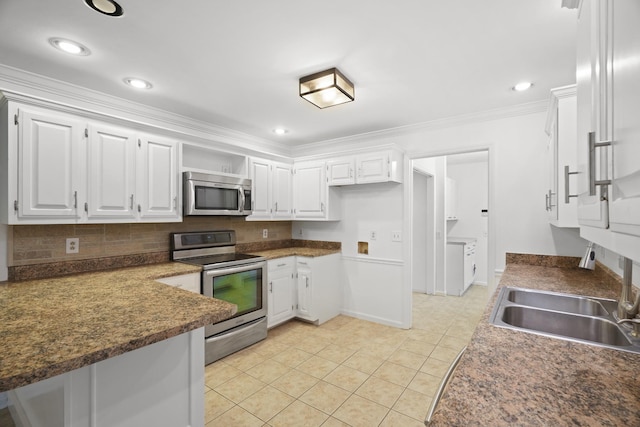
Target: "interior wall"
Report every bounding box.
[447,157,489,284]
[414,157,446,294]
[412,171,428,292]
[293,182,404,326]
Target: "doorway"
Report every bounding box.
[409,149,492,304]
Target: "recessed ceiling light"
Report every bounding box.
[49,38,91,56]
[273,128,289,135]
[123,77,152,90]
[84,0,123,17]
[513,81,533,92]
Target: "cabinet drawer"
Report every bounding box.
[268,257,295,272]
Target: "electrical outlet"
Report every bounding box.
[392,231,402,242]
[262,229,268,239]
[370,231,376,240]
[66,238,79,254]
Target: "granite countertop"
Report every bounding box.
[0,262,236,393]
[247,247,341,260]
[430,257,640,425]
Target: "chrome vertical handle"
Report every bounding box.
[269,281,273,293]
[564,165,578,204]
[73,191,77,209]
[129,194,134,210]
[305,277,309,288]
[239,189,246,213]
[588,132,612,196]
[321,202,325,213]
[545,193,549,211]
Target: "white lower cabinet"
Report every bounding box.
[266,253,342,327]
[7,328,205,427]
[267,257,295,328]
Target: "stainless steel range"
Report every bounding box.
[170,230,267,364]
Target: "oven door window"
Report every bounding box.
[213,268,263,316]
[195,186,239,211]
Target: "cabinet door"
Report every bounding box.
[293,161,326,219]
[249,158,272,219]
[268,267,294,327]
[576,0,609,228]
[18,109,84,219]
[296,264,312,319]
[272,162,293,219]
[609,0,640,237]
[87,123,136,219]
[137,134,180,220]
[327,158,355,186]
[356,152,389,184]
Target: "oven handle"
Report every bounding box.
[205,261,266,277]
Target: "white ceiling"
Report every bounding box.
[0,0,578,147]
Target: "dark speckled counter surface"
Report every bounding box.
[429,256,640,426]
[0,262,236,393]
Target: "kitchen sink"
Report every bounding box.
[505,288,616,316]
[490,287,640,353]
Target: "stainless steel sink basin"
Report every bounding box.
[505,288,615,316]
[501,306,631,347]
[490,287,640,353]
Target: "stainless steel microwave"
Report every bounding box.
[183,171,252,216]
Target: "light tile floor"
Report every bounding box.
[205,285,489,427]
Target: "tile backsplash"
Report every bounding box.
[9,217,292,267]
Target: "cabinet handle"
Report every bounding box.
[130,194,134,210]
[73,191,77,209]
[269,282,273,293]
[563,165,579,204]
[275,202,278,212]
[306,277,309,288]
[545,193,549,211]
[588,132,612,196]
[321,202,325,213]
[277,263,286,267]
[546,189,555,211]
[137,204,141,213]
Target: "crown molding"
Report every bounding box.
[292,99,550,157]
[0,64,292,158]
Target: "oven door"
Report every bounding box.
[202,261,267,336]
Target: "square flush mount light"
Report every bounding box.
[299,68,355,109]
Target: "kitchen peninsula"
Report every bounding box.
[0,262,236,427]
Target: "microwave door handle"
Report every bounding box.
[239,188,245,213]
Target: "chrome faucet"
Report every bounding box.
[616,257,640,336]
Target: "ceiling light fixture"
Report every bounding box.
[299,68,355,109]
[123,77,152,90]
[273,128,289,135]
[513,81,533,92]
[84,0,123,17]
[49,38,91,56]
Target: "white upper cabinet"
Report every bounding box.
[293,160,341,221]
[272,162,293,219]
[1,101,182,224]
[576,0,610,229]
[17,107,85,220]
[576,0,640,261]
[87,123,137,219]
[327,150,403,186]
[608,0,640,237]
[545,86,578,228]
[248,157,292,220]
[445,177,458,221]
[327,158,356,185]
[137,134,180,221]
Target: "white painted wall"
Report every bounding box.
[447,156,489,284]
[293,182,405,327]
